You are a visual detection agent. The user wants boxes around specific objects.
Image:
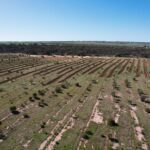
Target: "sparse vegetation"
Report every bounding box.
[0,54,149,150]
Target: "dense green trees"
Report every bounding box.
[0,43,149,57]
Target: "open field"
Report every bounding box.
[0,54,150,150]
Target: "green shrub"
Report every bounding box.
[61,82,70,89]
[55,87,63,93]
[83,130,94,140]
[38,90,46,96]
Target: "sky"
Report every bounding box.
[0,0,150,42]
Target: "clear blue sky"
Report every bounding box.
[0,0,150,42]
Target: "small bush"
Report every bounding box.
[83,130,94,140]
[125,79,132,88]
[111,91,115,97]
[78,99,83,103]
[76,83,81,87]
[10,106,20,115]
[38,102,45,107]
[21,103,26,108]
[56,141,59,145]
[0,130,7,140]
[67,92,73,97]
[138,89,144,95]
[86,130,93,136]
[145,108,150,113]
[33,93,40,100]
[29,97,35,102]
[108,119,119,127]
[61,82,70,89]
[38,90,46,96]
[83,134,90,140]
[33,93,37,97]
[109,137,119,143]
[41,122,46,128]
[113,80,120,91]
[92,80,98,84]
[38,100,48,107]
[55,87,63,93]
[23,113,30,118]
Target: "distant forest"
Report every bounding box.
[0,42,150,57]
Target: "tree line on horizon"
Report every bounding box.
[0,43,149,58]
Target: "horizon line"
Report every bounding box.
[0,40,150,43]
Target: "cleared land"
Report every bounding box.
[0,54,150,150]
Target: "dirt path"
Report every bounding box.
[130,105,148,150]
[46,116,75,150]
[128,89,148,150]
[39,96,90,150]
[77,92,103,150]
